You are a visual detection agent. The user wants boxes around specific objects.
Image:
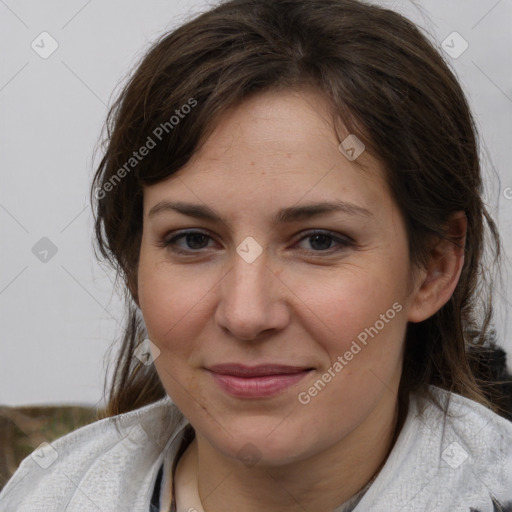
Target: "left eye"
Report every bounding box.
[295,231,353,252]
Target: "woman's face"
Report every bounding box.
[138,89,421,466]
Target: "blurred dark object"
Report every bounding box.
[468,343,512,422]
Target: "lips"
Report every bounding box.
[206,364,313,398]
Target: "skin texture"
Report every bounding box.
[137,89,466,512]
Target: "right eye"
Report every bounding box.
[160,229,217,254]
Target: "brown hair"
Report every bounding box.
[91,0,504,419]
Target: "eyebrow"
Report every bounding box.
[148,200,373,226]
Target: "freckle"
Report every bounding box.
[250,161,255,166]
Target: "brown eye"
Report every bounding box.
[162,230,215,253]
[295,230,354,253]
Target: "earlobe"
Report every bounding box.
[407,212,467,323]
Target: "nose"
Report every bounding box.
[214,247,290,341]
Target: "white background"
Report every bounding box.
[1,0,511,407]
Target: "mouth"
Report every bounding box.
[205,364,314,398]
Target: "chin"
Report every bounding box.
[204,421,320,469]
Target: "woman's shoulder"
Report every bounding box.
[426,387,512,510]
[426,385,512,453]
[355,386,512,512]
[0,396,189,512]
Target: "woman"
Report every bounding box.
[1,0,511,510]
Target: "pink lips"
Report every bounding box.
[206,364,312,398]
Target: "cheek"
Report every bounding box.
[137,260,212,410]
[284,259,409,422]
[138,253,212,343]
[284,258,407,352]
[291,273,407,430]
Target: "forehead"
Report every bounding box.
[143,89,393,220]
[189,89,362,167]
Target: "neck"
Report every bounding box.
[189,392,401,512]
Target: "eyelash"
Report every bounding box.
[159,229,355,256]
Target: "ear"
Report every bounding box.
[407,212,467,323]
